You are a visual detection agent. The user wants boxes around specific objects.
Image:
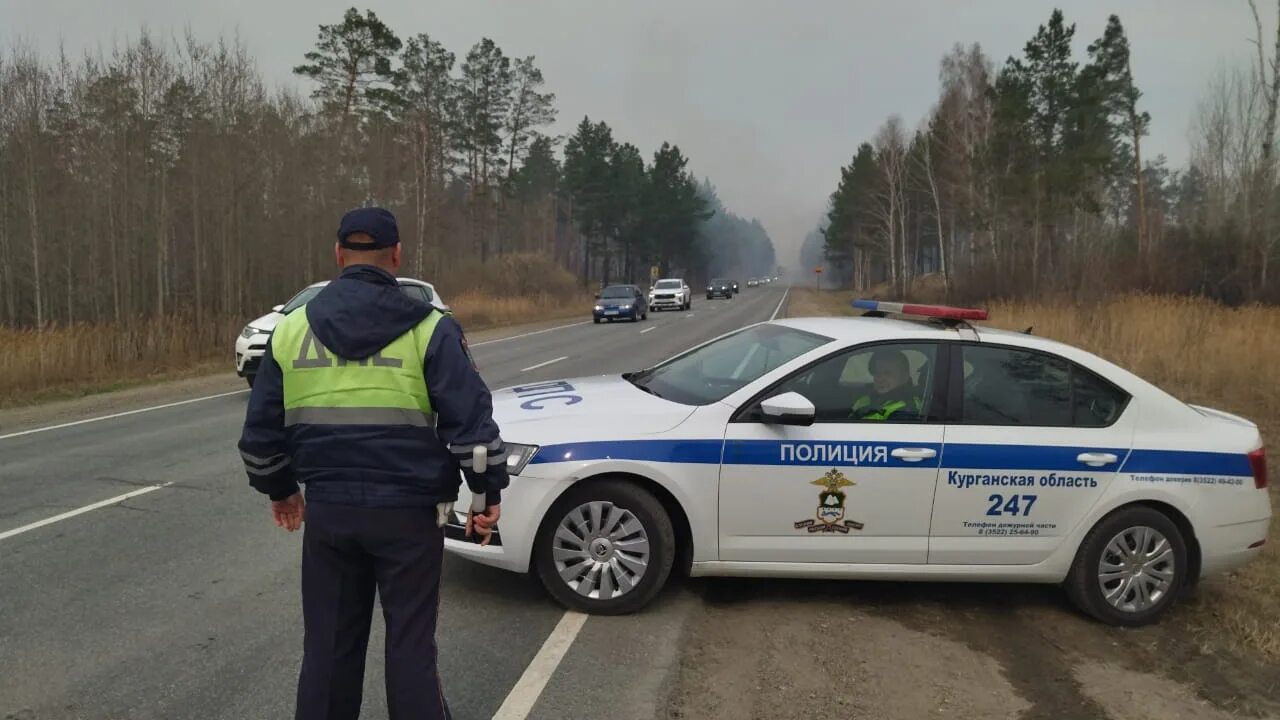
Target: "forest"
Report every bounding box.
[0,8,777,334]
[804,7,1280,304]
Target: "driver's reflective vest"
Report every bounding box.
[852,394,923,421]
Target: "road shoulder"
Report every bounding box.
[0,316,591,435]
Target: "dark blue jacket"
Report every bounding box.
[238,265,509,507]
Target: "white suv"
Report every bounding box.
[648,278,691,311]
[235,278,447,387]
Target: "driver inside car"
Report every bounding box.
[851,349,922,421]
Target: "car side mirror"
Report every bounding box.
[594,294,601,299]
[759,392,816,426]
[271,304,284,313]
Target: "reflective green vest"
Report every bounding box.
[271,309,444,427]
[852,393,923,421]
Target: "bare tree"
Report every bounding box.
[871,117,908,295]
[1249,0,1280,288]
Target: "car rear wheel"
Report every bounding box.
[1065,506,1187,627]
[534,479,675,615]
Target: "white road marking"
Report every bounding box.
[470,321,590,348]
[770,287,791,321]
[520,356,568,373]
[685,313,694,318]
[0,482,174,542]
[492,611,589,720]
[0,390,249,441]
[640,327,656,335]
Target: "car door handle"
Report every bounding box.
[1077,452,1118,467]
[891,447,937,462]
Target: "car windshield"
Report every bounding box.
[280,286,323,313]
[655,280,681,289]
[711,278,728,284]
[627,324,831,405]
[600,286,634,299]
[280,283,429,313]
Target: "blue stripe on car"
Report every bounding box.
[1120,449,1253,476]
[940,444,1131,471]
[529,439,1254,477]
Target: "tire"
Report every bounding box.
[593,317,601,324]
[1064,506,1188,627]
[534,479,676,615]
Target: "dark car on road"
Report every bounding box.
[706,277,733,300]
[731,280,740,294]
[593,284,648,323]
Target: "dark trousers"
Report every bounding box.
[296,502,451,720]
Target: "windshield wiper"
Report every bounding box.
[624,372,664,399]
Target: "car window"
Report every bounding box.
[764,343,938,423]
[959,345,1125,427]
[627,324,831,405]
[1071,363,1129,427]
[398,285,429,305]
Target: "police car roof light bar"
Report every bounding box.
[851,299,989,322]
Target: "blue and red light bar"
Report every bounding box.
[852,299,989,321]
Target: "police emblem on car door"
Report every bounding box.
[794,469,866,533]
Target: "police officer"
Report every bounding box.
[238,206,508,720]
[852,349,922,421]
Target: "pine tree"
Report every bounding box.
[293,8,402,121]
[504,56,556,184]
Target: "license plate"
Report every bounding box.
[605,310,619,315]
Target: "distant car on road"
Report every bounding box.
[706,278,733,300]
[594,284,648,323]
[649,278,691,311]
[731,280,740,294]
[747,278,758,288]
[444,299,1270,625]
[235,278,446,387]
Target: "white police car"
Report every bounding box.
[445,301,1270,625]
[235,278,447,387]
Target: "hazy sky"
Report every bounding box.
[4,0,1272,263]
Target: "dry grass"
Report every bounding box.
[0,289,592,408]
[788,289,1280,660]
[448,290,595,330]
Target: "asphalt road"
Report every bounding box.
[0,286,788,720]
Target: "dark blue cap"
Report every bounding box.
[337,207,399,249]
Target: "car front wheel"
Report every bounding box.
[534,479,675,615]
[1065,506,1188,627]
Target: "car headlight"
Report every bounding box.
[594,305,603,311]
[620,303,632,310]
[240,325,259,339]
[505,443,539,475]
